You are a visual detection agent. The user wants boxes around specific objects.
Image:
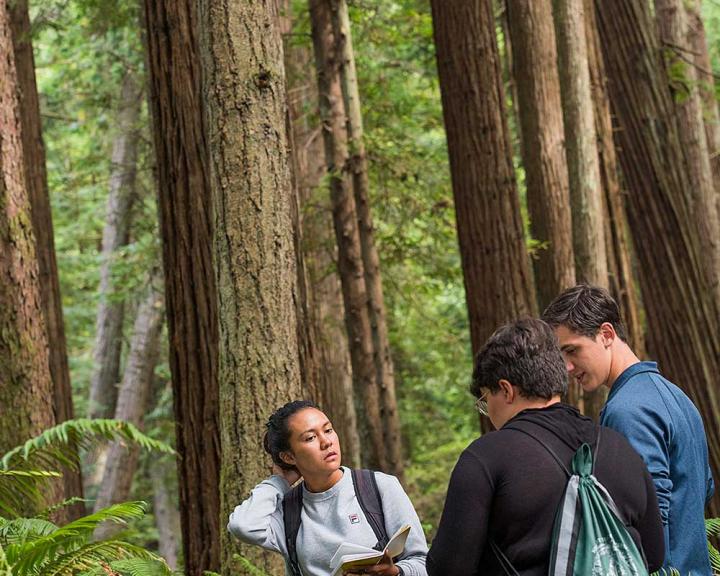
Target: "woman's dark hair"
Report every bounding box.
[542,284,627,341]
[471,317,567,400]
[263,400,318,469]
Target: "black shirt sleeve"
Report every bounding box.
[427,449,494,576]
[636,465,665,571]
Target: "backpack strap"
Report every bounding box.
[351,468,389,550]
[282,483,304,576]
[490,540,521,576]
[504,425,572,477]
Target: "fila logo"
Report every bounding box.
[348,513,360,524]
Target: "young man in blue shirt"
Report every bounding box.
[543,284,715,575]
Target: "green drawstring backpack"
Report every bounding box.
[492,426,649,576]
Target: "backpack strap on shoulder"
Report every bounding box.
[504,425,571,477]
[351,469,389,550]
[282,483,304,576]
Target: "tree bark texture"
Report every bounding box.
[506,0,576,312]
[584,0,645,359]
[143,1,221,573]
[430,0,536,356]
[198,1,304,573]
[310,0,388,471]
[686,0,720,208]
[330,0,404,480]
[9,0,83,519]
[283,8,361,468]
[150,458,180,571]
[554,0,607,288]
[88,70,143,420]
[94,279,164,540]
[0,0,56,457]
[595,0,720,515]
[656,0,720,302]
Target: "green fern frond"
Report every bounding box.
[39,497,91,520]
[39,539,163,576]
[709,541,720,573]
[0,543,12,576]
[80,557,172,576]
[232,553,272,576]
[0,517,57,545]
[1,419,174,473]
[706,517,720,537]
[6,502,147,570]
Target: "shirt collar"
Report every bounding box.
[606,360,659,404]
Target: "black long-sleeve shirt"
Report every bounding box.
[427,403,664,576]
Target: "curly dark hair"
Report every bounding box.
[471,318,567,400]
[263,400,318,469]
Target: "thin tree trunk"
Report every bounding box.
[584,0,645,358]
[506,0,576,313]
[197,1,304,573]
[595,0,720,516]
[150,459,180,570]
[282,8,361,468]
[142,1,221,573]
[0,0,56,457]
[330,0,404,480]
[94,279,164,541]
[310,0,388,471]
[430,0,537,426]
[88,70,143,420]
[686,0,720,204]
[9,0,82,519]
[656,0,720,302]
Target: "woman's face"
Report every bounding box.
[282,408,342,477]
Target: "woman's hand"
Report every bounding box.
[343,553,400,576]
[272,463,301,486]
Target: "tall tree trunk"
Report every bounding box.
[309,0,388,471]
[282,8,361,468]
[506,0,576,312]
[9,0,82,519]
[686,0,720,203]
[595,0,720,516]
[430,0,537,428]
[330,0,404,480]
[142,1,221,573]
[197,1,303,573]
[0,0,56,457]
[656,0,720,301]
[88,70,143,420]
[150,459,180,570]
[584,0,645,358]
[554,0,607,419]
[94,279,164,541]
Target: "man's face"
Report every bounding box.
[554,325,612,393]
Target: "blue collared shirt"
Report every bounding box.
[600,361,714,575]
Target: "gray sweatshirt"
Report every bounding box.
[228,467,428,576]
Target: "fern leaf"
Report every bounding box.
[0,517,57,545]
[80,557,172,576]
[706,517,720,537]
[39,539,163,576]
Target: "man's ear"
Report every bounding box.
[280,451,296,467]
[599,322,616,347]
[498,379,515,403]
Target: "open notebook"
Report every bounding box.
[328,524,411,576]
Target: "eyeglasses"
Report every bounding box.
[475,390,489,417]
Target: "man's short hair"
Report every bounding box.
[541,284,627,341]
[471,317,568,400]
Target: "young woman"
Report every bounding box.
[228,400,428,576]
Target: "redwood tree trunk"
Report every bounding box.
[150,459,180,570]
[584,0,645,358]
[595,0,720,516]
[94,279,164,539]
[88,70,143,420]
[283,7,361,468]
[430,0,536,376]
[309,0,388,471]
[198,1,304,573]
[0,0,56,455]
[143,0,221,572]
[506,0,576,312]
[330,0,404,480]
[9,0,82,518]
[656,0,720,302]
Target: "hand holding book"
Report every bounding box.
[329,525,410,576]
